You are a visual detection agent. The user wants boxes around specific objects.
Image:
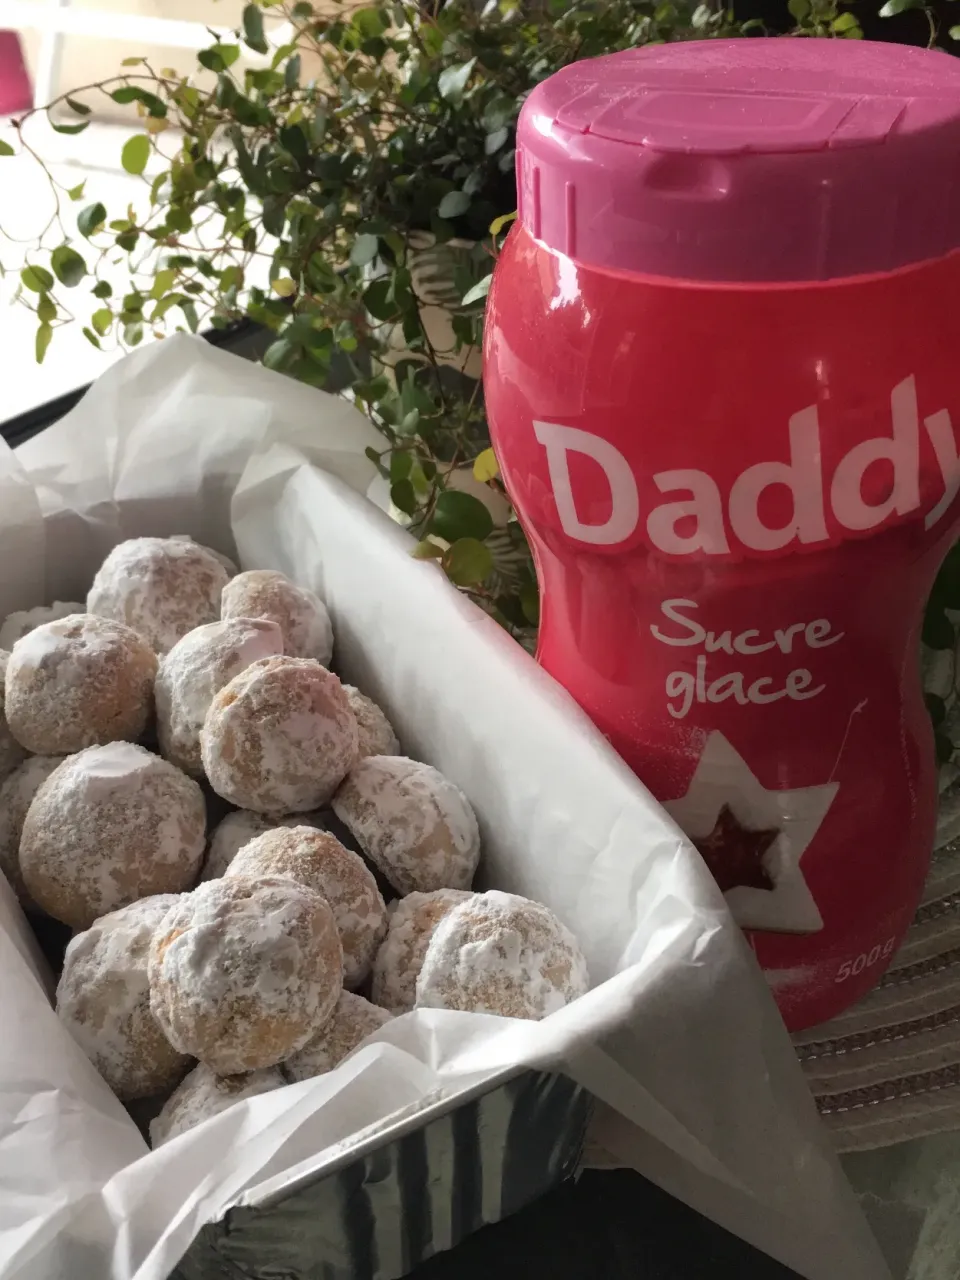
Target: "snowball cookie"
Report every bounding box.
[57,895,192,1101]
[225,827,387,989]
[283,992,392,1082]
[87,537,231,655]
[0,602,85,651]
[149,876,343,1074]
[371,889,473,1014]
[201,809,329,882]
[0,755,59,908]
[155,618,284,777]
[332,757,480,896]
[343,686,400,760]
[4,614,157,756]
[201,656,359,814]
[20,743,206,929]
[150,1062,284,1148]
[221,570,333,666]
[169,534,238,576]
[416,890,589,1020]
[0,651,27,783]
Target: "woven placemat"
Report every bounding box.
[796,770,960,1153]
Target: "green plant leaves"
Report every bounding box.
[111,86,167,116]
[462,274,492,306]
[198,43,241,71]
[430,490,494,543]
[243,3,268,53]
[489,211,517,238]
[21,265,54,293]
[0,140,13,157]
[91,308,113,336]
[51,245,87,287]
[438,59,476,105]
[390,479,417,515]
[65,96,91,115]
[77,203,107,238]
[484,127,508,155]
[35,324,53,364]
[878,0,921,14]
[413,539,445,561]
[121,135,150,175]
[438,191,470,219]
[350,233,379,266]
[472,447,499,482]
[36,293,56,324]
[444,537,493,586]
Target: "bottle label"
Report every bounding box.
[649,598,843,722]
[664,730,838,936]
[533,374,960,557]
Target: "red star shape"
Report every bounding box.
[692,804,779,895]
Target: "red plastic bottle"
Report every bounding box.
[484,40,960,1030]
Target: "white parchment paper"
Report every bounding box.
[0,336,888,1280]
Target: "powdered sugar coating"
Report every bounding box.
[169,535,238,576]
[416,890,589,1020]
[149,875,343,1074]
[221,571,333,666]
[57,895,191,1100]
[201,656,359,814]
[283,992,392,1082]
[0,650,27,782]
[371,889,473,1014]
[155,618,284,777]
[332,756,480,896]
[343,687,400,760]
[0,602,85,651]
[87,537,231,655]
[225,827,387,988]
[201,809,329,882]
[150,1062,284,1148]
[5,614,157,756]
[20,742,206,929]
[0,755,59,908]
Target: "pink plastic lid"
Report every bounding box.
[517,40,960,283]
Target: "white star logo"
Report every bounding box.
[664,731,838,935]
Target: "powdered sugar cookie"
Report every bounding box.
[57,895,191,1100]
[5,615,157,756]
[0,755,59,908]
[0,651,26,782]
[155,618,283,777]
[149,876,343,1074]
[225,827,387,988]
[221,571,333,666]
[20,742,206,929]
[169,535,238,576]
[343,686,400,759]
[201,656,358,813]
[416,890,589,1020]
[0,602,85,651]
[283,992,392,1082]
[201,809,329,882]
[150,1062,284,1147]
[332,756,480,896]
[371,889,473,1014]
[87,537,231,654]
